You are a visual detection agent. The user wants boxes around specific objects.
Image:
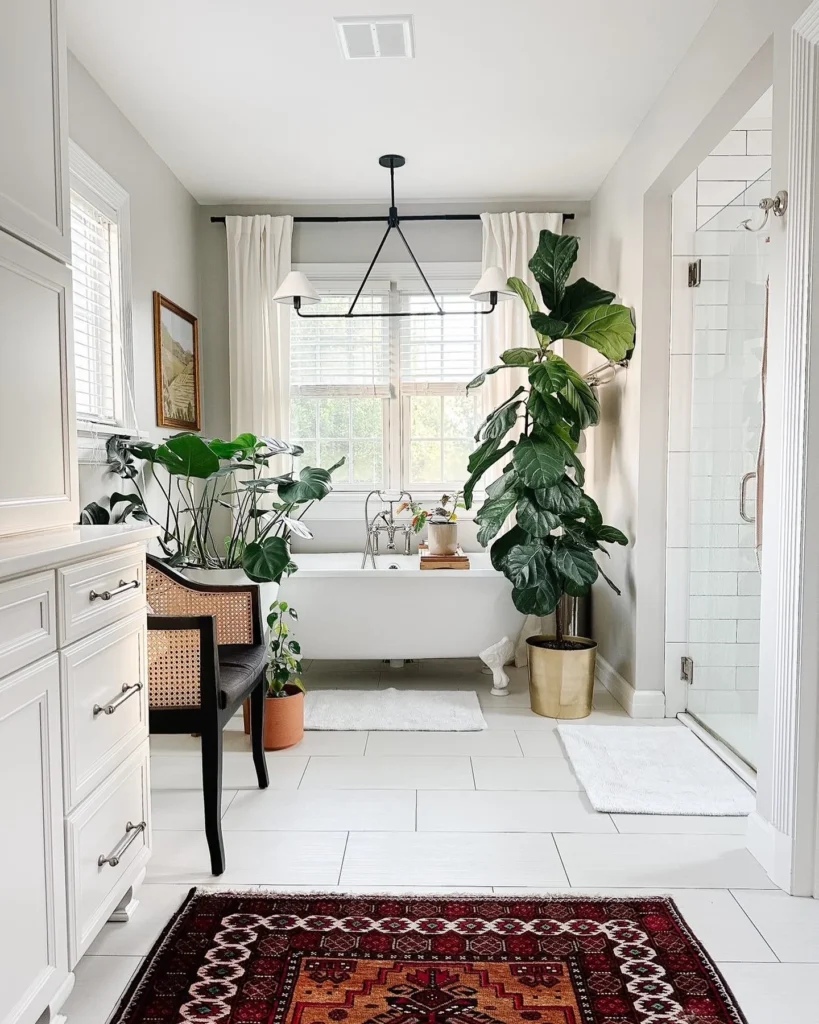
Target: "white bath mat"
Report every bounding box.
[558,724,755,815]
[304,688,487,731]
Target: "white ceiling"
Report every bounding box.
[66,0,718,205]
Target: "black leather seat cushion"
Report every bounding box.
[218,644,267,707]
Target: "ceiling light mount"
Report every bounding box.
[274,155,516,320]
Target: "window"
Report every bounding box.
[69,142,135,434]
[289,271,483,492]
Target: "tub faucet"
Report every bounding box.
[362,490,413,568]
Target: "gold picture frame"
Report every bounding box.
[153,291,201,431]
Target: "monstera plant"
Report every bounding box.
[464,229,635,646]
[82,432,343,585]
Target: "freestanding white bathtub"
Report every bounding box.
[278,552,524,662]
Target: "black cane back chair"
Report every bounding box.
[146,555,269,874]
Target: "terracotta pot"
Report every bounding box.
[427,521,458,555]
[263,685,304,750]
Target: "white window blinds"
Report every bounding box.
[290,291,391,396]
[399,292,482,393]
[70,189,122,424]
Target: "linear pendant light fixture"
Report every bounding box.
[273,155,516,320]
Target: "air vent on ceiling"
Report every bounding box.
[334,15,415,60]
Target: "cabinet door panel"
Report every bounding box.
[0,231,77,535]
[0,0,70,261]
[0,656,69,1024]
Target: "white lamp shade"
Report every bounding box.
[470,266,515,303]
[273,271,321,305]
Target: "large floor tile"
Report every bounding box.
[417,790,614,833]
[612,813,748,834]
[718,963,815,1024]
[222,788,416,831]
[61,955,141,1024]
[365,730,521,757]
[147,829,347,885]
[481,707,557,731]
[276,732,369,756]
[489,887,777,962]
[515,730,566,756]
[472,756,581,791]
[151,789,237,830]
[299,755,475,789]
[150,753,308,790]
[340,831,568,887]
[554,833,777,889]
[87,884,191,956]
[732,889,819,962]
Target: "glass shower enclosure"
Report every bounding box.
[683,173,771,769]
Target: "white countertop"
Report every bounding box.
[0,524,158,581]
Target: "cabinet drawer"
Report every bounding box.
[61,612,148,810]
[65,742,151,965]
[58,548,145,644]
[0,571,56,680]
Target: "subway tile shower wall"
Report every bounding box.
[666,107,771,716]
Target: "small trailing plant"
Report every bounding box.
[266,599,304,698]
[81,433,343,584]
[398,492,464,534]
[464,229,636,646]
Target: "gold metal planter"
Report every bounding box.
[526,635,597,719]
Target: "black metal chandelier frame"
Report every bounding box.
[211,154,575,321]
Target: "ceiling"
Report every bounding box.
[66,0,718,205]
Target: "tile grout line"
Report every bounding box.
[469,756,477,790]
[296,756,310,790]
[513,730,525,756]
[550,832,572,887]
[337,831,351,886]
[726,889,781,963]
[414,791,418,831]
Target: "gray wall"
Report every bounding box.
[67,53,200,509]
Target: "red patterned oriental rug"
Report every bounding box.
[112,891,748,1024]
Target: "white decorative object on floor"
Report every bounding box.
[304,688,487,731]
[558,724,755,815]
[479,636,515,696]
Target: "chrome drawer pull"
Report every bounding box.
[98,820,146,868]
[89,578,140,602]
[93,682,143,717]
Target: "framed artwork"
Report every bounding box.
[153,291,201,430]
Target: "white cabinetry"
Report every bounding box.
[0,529,155,1024]
[0,0,76,538]
[0,657,68,1024]
[0,0,70,261]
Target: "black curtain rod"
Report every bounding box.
[210,212,575,224]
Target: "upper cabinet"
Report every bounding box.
[0,0,70,263]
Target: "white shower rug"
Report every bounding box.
[558,724,755,815]
[304,688,487,731]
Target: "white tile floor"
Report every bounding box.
[64,659,819,1024]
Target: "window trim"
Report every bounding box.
[291,262,482,498]
[69,141,136,443]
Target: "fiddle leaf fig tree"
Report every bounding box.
[465,229,635,644]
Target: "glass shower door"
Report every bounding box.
[685,175,770,769]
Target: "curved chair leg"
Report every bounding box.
[201,719,225,875]
[250,676,269,789]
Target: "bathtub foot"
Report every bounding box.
[388,659,405,669]
[479,636,515,696]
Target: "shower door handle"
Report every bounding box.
[740,472,756,523]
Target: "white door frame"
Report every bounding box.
[749,1,819,895]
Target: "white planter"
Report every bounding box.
[427,521,458,555]
[182,567,279,619]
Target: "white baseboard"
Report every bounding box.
[746,810,802,893]
[596,655,665,718]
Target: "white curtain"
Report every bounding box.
[481,212,563,664]
[480,212,563,414]
[225,215,293,441]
